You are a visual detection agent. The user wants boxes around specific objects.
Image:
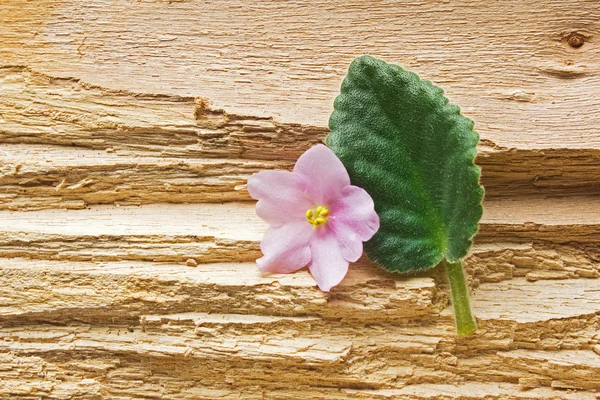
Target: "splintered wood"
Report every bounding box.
[1,1,599,399]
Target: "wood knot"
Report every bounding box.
[194,97,210,120]
[193,96,229,128]
[567,33,585,49]
[185,258,198,267]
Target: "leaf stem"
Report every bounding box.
[444,259,477,336]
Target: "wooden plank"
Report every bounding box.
[0,197,597,262]
[0,258,440,324]
[1,1,599,150]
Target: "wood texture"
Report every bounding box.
[1,1,600,399]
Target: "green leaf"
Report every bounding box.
[327,55,484,273]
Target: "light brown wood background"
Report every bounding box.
[1,1,599,399]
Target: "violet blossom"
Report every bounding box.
[247,144,379,291]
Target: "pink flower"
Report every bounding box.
[247,144,380,291]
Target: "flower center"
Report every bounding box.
[306,206,330,227]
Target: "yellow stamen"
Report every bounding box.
[306,205,330,227]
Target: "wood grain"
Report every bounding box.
[1,1,600,399]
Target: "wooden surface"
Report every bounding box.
[1,1,600,399]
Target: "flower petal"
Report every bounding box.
[329,219,363,262]
[257,221,313,274]
[247,170,313,226]
[293,144,351,204]
[308,231,349,291]
[331,185,380,241]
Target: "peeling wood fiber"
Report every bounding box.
[1,1,600,399]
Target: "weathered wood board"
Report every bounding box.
[1,1,599,399]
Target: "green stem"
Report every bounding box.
[444,259,477,336]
